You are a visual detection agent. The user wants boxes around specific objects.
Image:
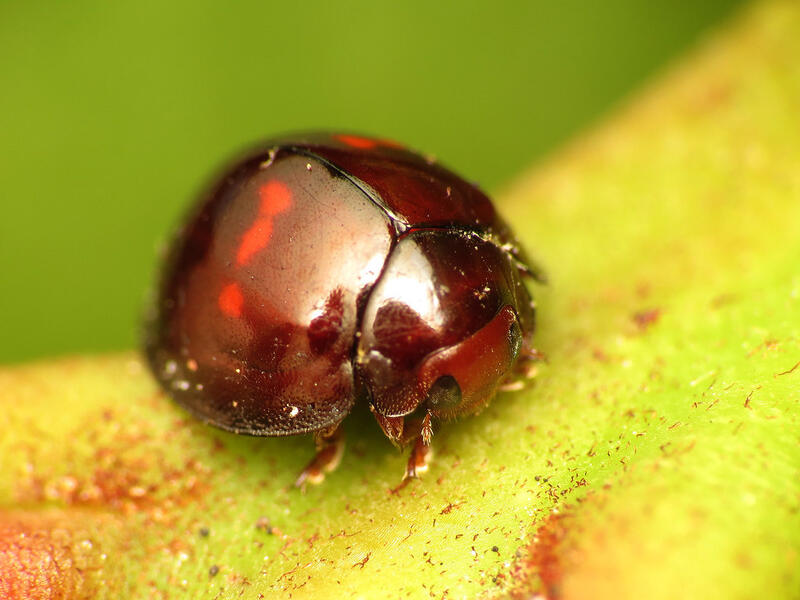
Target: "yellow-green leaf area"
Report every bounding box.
[1,2,799,598]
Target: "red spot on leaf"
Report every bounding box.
[0,515,98,599]
[632,308,661,331]
[506,510,575,600]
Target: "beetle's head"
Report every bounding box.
[355,230,534,444]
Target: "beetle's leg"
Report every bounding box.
[294,423,344,488]
[500,344,545,391]
[402,410,434,480]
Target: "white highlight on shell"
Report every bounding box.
[259,148,277,169]
[288,406,299,418]
[163,360,177,376]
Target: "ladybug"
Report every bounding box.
[144,133,542,486]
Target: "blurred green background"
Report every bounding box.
[0,0,743,363]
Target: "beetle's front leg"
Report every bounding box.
[402,410,434,480]
[373,408,435,487]
[499,344,545,392]
[295,422,345,488]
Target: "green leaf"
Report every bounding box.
[1,2,799,598]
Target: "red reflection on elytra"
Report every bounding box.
[218,282,244,318]
[335,134,378,149]
[218,180,292,318]
[236,181,292,266]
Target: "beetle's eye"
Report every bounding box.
[427,375,462,410]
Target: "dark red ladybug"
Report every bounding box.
[144,133,541,486]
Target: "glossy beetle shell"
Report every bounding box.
[144,133,537,448]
